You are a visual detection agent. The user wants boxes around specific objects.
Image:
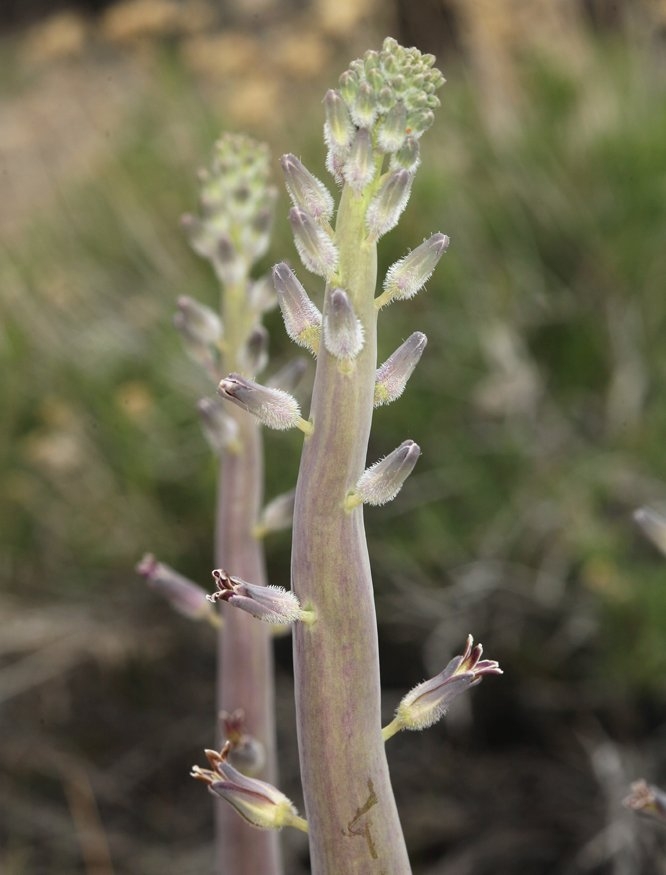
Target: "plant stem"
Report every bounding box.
[291,185,411,873]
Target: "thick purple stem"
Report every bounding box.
[291,185,411,873]
[215,412,281,875]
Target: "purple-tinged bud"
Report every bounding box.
[192,743,307,831]
[254,489,296,538]
[346,439,421,509]
[378,233,450,308]
[136,553,216,623]
[325,144,349,187]
[350,80,377,128]
[343,128,375,193]
[218,373,307,432]
[238,325,269,377]
[272,262,322,354]
[390,137,420,173]
[220,711,266,776]
[197,397,240,454]
[634,507,666,555]
[383,635,502,739]
[212,233,245,285]
[209,569,313,624]
[289,207,339,280]
[243,202,274,262]
[281,154,334,224]
[623,780,666,823]
[248,274,278,314]
[173,296,222,347]
[374,332,427,406]
[323,89,354,151]
[323,288,364,361]
[366,169,412,240]
[377,101,408,153]
[266,357,308,394]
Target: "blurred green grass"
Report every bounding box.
[1,33,665,696]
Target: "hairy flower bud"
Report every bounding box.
[209,569,312,624]
[238,325,269,377]
[218,373,304,431]
[173,296,222,348]
[374,332,427,406]
[624,780,666,823]
[634,507,666,555]
[323,288,364,361]
[366,170,412,240]
[289,207,339,280]
[273,262,322,354]
[384,635,502,739]
[377,101,407,153]
[197,397,240,453]
[346,440,421,509]
[136,553,214,622]
[350,80,377,128]
[281,154,334,223]
[378,233,450,308]
[254,489,296,538]
[343,128,375,192]
[390,137,420,173]
[192,744,307,831]
[323,89,354,152]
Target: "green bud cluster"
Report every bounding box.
[182,133,278,280]
[325,37,445,187]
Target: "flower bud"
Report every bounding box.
[218,373,302,431]
[624,780,666,823]
[272,262,322,354]
[281,154,334,224]
[197,397,240,453]
[254,489,296,537]
[634,507,666,555]
[338,69,358,105]
[366,169,412,240]
[378,233,449,308]
[212,233,245,286]
[323,288,364,361]
[343,128,375,193]
[248,274,278,315]
[173,296,222,347]
[209,569,310,624]
[323,89,354,151]
[390,137,420,173]
[377,101,407,153]
[350,80,377,128]
[136,553,213,621]
[374,332,427,406]
[347,440,421,508]
[192,744,307,832]
[383,635,502,739]
[238,325,269,377]
[289,207,339,280]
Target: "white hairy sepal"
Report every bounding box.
[366,169,413,240]
[289,207,339,280]
[209,569,306,624]
[218,374,301,430]
[281,154,335,223]
[272,262,322,354]
[380,233,450,306]
[374,332,427,406]
[350,440,421,507]
[342,128,375,192]
[323,288,364,361]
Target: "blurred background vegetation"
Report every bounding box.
[1,0,666,872]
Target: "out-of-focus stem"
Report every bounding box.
[215,279,281,875]
[291,185,411,873]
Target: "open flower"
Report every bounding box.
[383,635,502,740]
[208,569,314,625]
[192,743,307,832]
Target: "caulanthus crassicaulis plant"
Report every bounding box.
[139,134,298,875]
[192,38,502,873]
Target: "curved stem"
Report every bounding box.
[291,185,411,874]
